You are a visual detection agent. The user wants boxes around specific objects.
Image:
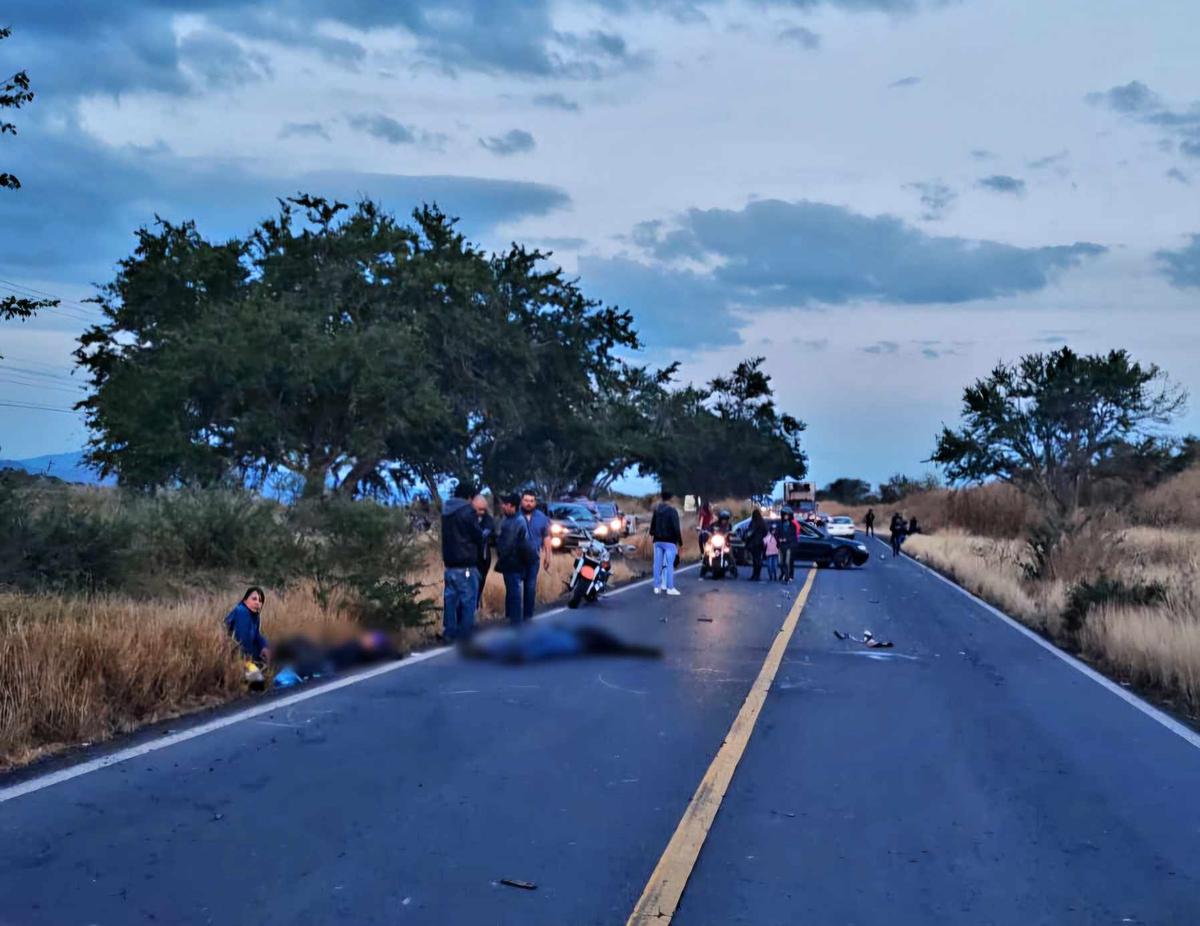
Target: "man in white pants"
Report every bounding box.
[649,490,683,596]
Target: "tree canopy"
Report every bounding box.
[1,27,57,322]
[75,196,806,501]
[930,347,1186,534]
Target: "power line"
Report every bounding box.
[0,400,79,414]
[0,363,80,385]
[0,377,85,395]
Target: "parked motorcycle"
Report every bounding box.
[700,527,738,580]
[567,536,613,608]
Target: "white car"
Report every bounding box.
[826,515,857,538]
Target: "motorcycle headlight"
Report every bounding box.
[711,535,725,548]
[594,524,608,536]
[551,523,564,535]
[610,518,622,532]
[551,536,562,548]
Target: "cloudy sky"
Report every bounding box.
[1,0,1198,488]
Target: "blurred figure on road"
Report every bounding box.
[763,530,780,581]
[775,507,802,583]
[696,500,714,556]
[441,483,486,641]
[462,621,662,663]
[890,512,907,557]
[224,586,270,664]
[744,508,768,580]
[864,508,876,537]
[476,495,495,609]
[650,490,683,596]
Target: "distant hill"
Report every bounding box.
[0,451,113,486]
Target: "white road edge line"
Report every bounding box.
[874,535,1200,750]
[0,562,699,804]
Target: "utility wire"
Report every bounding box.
[0,400,79,414]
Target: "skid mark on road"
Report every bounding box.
[626,567,817,925]
[597,674,647,696]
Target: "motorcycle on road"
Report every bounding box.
[567,535,613,608]
[699,527,738,580]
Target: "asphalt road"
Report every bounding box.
[2,538,1198,925]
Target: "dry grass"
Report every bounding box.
[903,527,1200,715]
[0,586,351,769]
[0,516,689,770]
[1132,467,1200,529]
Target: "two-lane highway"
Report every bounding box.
[2,541,1198,925]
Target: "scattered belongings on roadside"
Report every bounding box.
[833,629,894,648]
[243,661,266,691]
[462,622,662,664]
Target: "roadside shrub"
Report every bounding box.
[146,489,296,582]
[0,477,135,591]
[291,497,432,629]
[1063,574,1168,635]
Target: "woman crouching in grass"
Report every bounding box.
[224,587,270,664]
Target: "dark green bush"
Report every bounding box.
[290,497,433,629]
[0,476,135,591]
[1063,574,1168,635]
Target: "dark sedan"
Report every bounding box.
[731,517,870,569]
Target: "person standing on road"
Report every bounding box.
[495,493,533,624]
[696,500,714,557]
[504,489,552,622]
[650,490,683,596]
[763,530,780,582]
[441,484,486,642]
[775,507,802,583]
[744,508,768,581]
[864,508,876,537]
[889,511,907,557]
[476,495,496,609]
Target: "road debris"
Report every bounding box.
[834,629,894,648]
[499,879,537,891]
[697,617,714,623]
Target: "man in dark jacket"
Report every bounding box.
[890,512,907,557]
[864,508,876,537]
[441,484,485,641]
[494,493,533,624]
[650,490,683,596]
[775,508,802,583]
[476,497,496,608]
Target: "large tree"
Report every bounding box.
[647,358,808,499]
[931,347,1186,540]
[76,196,664,500]
[1,27,57,322]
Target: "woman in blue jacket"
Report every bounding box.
[224,586,270,663]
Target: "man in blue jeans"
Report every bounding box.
[649,490,683,596]
[441,484,486,641]
[499,489,552,623]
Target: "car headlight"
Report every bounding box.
[856,542,867,551]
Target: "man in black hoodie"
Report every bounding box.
[441,483,485,641]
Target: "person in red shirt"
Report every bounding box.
[696,500,715,556]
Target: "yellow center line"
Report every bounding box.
[626,566,818,925]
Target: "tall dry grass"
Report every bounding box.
[1,511,687,770]
[0,586,350,769]
[903,527,1200,715]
